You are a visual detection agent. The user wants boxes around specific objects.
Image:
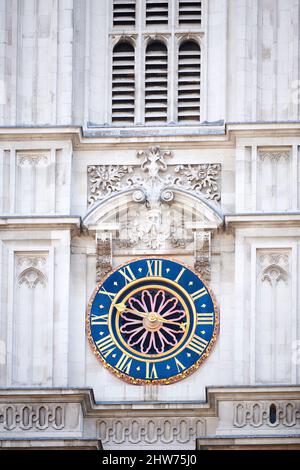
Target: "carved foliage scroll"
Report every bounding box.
[87,147,221,206]
[88,147,220,280]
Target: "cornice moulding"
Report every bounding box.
[225,213,300,227]
[0,387,299,419]
[0,122,299,150]
[0,216,81,231]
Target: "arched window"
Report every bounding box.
[146,0,169,26]
[113,0,136,27]
[112,42,135,124]
[145,41,168,123]
[177,40,201,122]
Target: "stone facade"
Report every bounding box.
[0,0,300,450]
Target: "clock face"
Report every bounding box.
[86,257,219,385]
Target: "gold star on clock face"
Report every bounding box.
[166,365,170,370]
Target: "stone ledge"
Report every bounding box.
[1,122,300,150]
[0,387,299,449]
[196,435,300,450]
[225,213,300,227]
[0,438,102,450]
[1,386,300,417]
[0,216,82,233]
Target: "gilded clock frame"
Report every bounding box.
[86,256,219,385]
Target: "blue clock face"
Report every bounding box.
[86,257,219,384]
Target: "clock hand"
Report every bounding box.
[115,303,150,319]
[155,315,187,330]
[115,303,186,330]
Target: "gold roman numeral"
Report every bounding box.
[197,313,214,325]
[95,335,116,358]
[91,313,109,325]
[116,354,132,374]
[146,260,163,277]
[98,286,116,300]
[187,335,208,356]
[145,362,158,379]
[118,265,136,284]
[174,357,186,373]
[175,267,186,283]
[191,287,208,301]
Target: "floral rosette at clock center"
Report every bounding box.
[118,288,187,355]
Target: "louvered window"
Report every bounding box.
[112,42,135,124]
[113,0,136,27]
[177,40,201,122]
[146,1,169,25]
[145,41,168,123]
[179,0,202,25]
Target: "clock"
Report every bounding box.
[86,257,219,385]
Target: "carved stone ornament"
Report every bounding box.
[0,404,64,431]
[17,152,49,167]
[233,401,300,428]
[98,417,205,446]
[88,147,220,276]
[259,150,290,163]
[194,231,211,282]
[258,252,289,287]
[96,233,112,282]
[16,254,48,289]
[87,146,221,207]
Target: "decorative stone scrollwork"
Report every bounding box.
[96,233,113,282]
[132,189,146,203]
[88,165,133,205]
[137,146,172,176]
[194,232,211,282]
[0,404,65,431]
[174,164,221,201]
[87,146,221,207]
[98,417,205,446]
[88,147,221,271]
[233,401,300,428]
